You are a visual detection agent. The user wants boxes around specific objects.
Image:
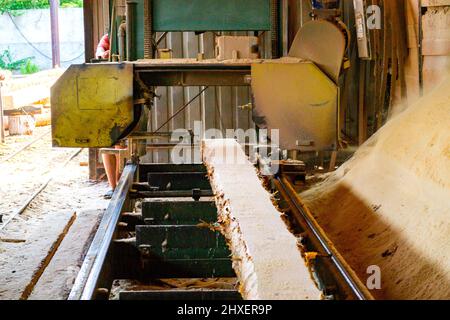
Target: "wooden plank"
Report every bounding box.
[0,69,63,111]
[423,55,450,93]
[0,211,76,300]
[421,0,450,6]
[83,0,95,62]
[203,139,321,300]
[28,210,103,300]
[422,6,450,56]
[358,62,367,146]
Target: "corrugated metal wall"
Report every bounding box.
[146,31,272,162]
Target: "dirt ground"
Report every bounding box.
[301,78,450,300]
[0,126,109,299]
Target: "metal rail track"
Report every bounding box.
[0,129,51,164]
[275,176,374,300]
[69,161,374,301]
[69,163,238,301]
[0,148,82,232]
[69,164,137,300]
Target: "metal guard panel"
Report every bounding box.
[51,63,134,148]
[252,61,338,151]
[151,0,271,31]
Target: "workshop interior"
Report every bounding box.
[0,0,449,303]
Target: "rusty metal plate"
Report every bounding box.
[289,20,346,83]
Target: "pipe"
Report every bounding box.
[49,0,61,67]
[108,0,117,62]
[126,0,138,61]
[118,21,127,62]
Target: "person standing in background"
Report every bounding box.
[0,69,12,81]
[95,34,125,199]
[96,34,110,59]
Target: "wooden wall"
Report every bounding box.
[404,0,450,103]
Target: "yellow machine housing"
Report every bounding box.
[51,63,134,148]
[252,58,339,151]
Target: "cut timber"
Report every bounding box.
[28,210,103,300]
[8,115,35,135]
[301,78,450,300]
[423,56,450,93]
[0,69,63,111]
[422,6,450,56]
[202,139,321,300]
[0,211,76,300]
[421,0,450,6]
[34,107,51,127]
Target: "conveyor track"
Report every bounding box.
[274,176,374,300]
[70,161,374,300]
[69,163,241,301]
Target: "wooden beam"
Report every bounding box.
[358,61,367,146]
[0,69,63,111]
[203,139,321,300]
[83,0,95,62]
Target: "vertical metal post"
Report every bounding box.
[126,0,138,61]
[0,84,4,143]
[83,0,94,63]
[271,0,280,58]
[144,0,154,59]
[281,0,289,56]
[50,0,61,68]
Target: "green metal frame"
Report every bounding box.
[151,0,271,32]
[134,0,272,59]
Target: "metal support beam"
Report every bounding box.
[83,0,94,63]
[69,164,138,300]
[119,289,241,301]
[49,0,61,68]
[135,64,251,87]
[126,0,138,61]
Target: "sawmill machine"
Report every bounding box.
[51,0,350,155]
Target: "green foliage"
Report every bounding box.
[0,49,32,71]
[61,0,83,8]
[20,59,40,74]
[0,0,83,14]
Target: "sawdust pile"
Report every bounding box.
[301,78,450,300]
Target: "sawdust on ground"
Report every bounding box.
[301,78,450,300]
[0,128,109,299]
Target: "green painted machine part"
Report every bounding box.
[142,200,218,225]
[133,0,272,59]
[151,0,271,32]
